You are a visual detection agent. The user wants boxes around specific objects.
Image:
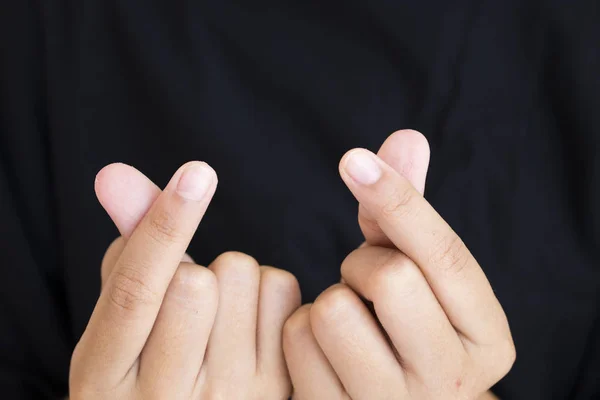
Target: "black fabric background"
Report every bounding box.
[0,1,598,398]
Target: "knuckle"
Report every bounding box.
[170,263,218,302]
[340,246,395,286]
[369,253,421,303]
[477,335,516,389]
[494,337,517,380]
[107,266,158,313]
[429,233,471,277]
[504,343,517,374]
[260,266,301,299]
[381,184,416,220]
[145,208,183,246]
[211,251,259,274]
[340,247,361,276]
[283,304,312,345]
[368,250,403,290]
[311,284,357,324]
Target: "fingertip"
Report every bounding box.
[378,129,430,195]
[385,129,430,152]
[339,147,371,172]
[179,161,218,178]
[166,161,219,200]
[95,162,133,179]
[381,130,430,163]
[339,148,383,186]
[94,162,137,196]
[95,162,161,238]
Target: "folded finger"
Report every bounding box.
[256,266,301,381]
[138,263,218,398]
[283,305,347,400]
[310,284,407,400]
[341,246,467,391]
[339,149,506,344]
[77,161,217,382]
[204,252,260,377]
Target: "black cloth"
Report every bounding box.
[1,1,599,399]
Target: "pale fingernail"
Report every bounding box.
[176,163,214,201]
[344,150,382,185]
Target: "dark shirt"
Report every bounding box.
[1,1,598,398]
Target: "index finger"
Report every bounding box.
[339,149,508,344]
[75,161,217,383]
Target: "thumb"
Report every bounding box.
[357,129,430,247]
[95,163,161,239]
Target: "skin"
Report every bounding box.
[69,130,512,398]
[283,130,515,399]
[69,162,301,399]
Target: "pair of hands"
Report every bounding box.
[69,131,515,399]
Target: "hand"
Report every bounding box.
[283,131,515,399]
[70,162,300,399]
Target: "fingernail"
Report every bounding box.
[344,150,382,185]
[176,163,214,201]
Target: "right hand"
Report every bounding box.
[69,162,300,399]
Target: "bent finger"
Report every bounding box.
[339,149,507,344]
[257,266,301,380]
[77,161,217,383]
[310,284,407,400]
[139,263,218,398]
[283,305,347,400]
[341,246,467,391]
[204,252,260,377]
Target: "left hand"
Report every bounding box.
[283,130,515,399]
[83,162,299,399]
